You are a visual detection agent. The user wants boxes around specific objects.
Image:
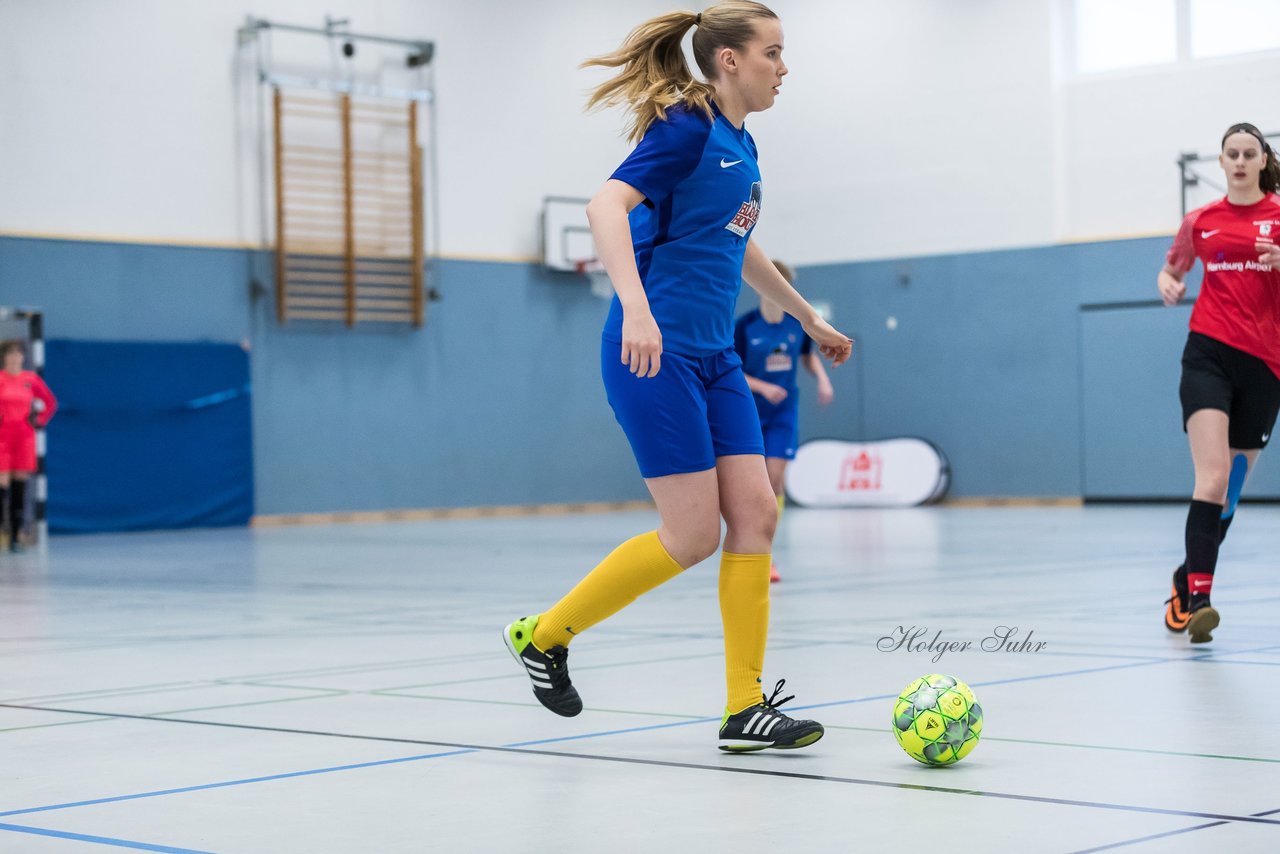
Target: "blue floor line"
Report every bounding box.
[0,822,215,853]
[0,748,476,819]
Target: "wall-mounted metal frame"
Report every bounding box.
[238,15,439,326]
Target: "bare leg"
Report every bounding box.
[644,468,724,568]
[764,457,787,499]
[717,455,777,555]
[763,457,788,581]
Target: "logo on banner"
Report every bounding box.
[839,450,883,492]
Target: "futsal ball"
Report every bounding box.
[892,674,983,766]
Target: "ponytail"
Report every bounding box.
[583,2,778,143]
[582,12,713,143]
[1263,143,1279,195]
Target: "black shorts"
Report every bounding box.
[1180,332,1280,449]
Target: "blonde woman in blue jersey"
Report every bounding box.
[504,1,853,752]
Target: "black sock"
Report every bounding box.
[1175,511,1234,582]
[1186,499,1223,609]
[9,480,26,546]
[0,486,8,544]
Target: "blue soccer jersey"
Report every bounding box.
[604,102,762,356]
[734,308,812,407]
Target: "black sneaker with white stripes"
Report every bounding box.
[718,679,824,752]
[503,614,582,717]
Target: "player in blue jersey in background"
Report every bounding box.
[503,1,853,752]
[734,260,835,582]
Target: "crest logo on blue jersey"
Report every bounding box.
[726,181,763,237]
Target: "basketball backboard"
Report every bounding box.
[541,196,594,272]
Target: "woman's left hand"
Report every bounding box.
[804,316,854,367]
[1257,239,1280,267]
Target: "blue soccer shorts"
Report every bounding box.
[757,400,799,460]
[602,338,765,478]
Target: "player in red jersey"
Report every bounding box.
[1158,123,1280,643]
[0,341,57,551]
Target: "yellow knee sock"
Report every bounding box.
[533,531,684,650]
[776,494,785,521]
[720,551,771,713]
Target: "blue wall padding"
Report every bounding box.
[42,340,253,532]
[5,233,1279,513]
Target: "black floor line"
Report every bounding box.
[3,702,1280,830]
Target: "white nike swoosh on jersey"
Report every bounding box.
[720,159,743,168]
[1264,433,1271,443]
[750,338,764,345]
[1200,229,1221,238]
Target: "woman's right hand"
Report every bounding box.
[1158,269,1186,306]
[622,310,663,377]
[759,383,789,405]
[803,315,854,367]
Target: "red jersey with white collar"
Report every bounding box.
[1166,194,1280,379]
[0,370,57,431]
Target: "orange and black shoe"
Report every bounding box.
[1187,601,1220,644]
[1164,566,1190,633]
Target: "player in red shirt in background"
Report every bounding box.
[1158,123,1280,643]
[0,340,57,552]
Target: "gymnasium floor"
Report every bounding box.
[1,504,1278,853]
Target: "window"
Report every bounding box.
[1072,0,1280,74]
[1190,0,1280,59]
[1074,0,1176,73]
